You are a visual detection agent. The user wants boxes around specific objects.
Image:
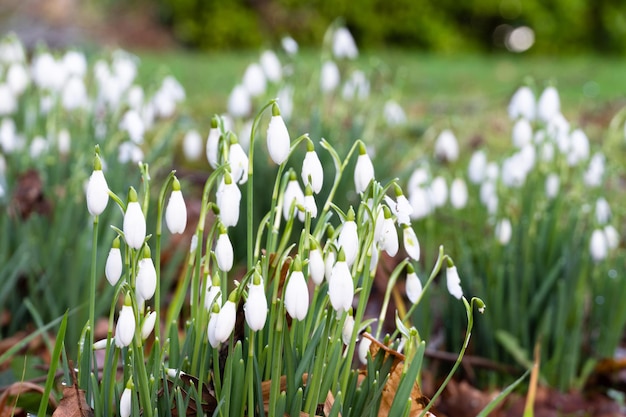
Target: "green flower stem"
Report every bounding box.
[212,347,222,399]
[107,190,126,213]
[140,162,151,216]
[375,259,410,340]
[304,311,332,415]
[241,331,256,417]
[268,312,285,414]
[85,214,98,401]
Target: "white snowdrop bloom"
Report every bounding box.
[333,27,358,59]
[567,128,590,166]
[165,179,187,234]
[206,125,221,168]
[93,339,109,350]
[277,85,294,121]
[324,249,336,283]
[228,84,251,118]
[118,141,144,164]
[136,252,157,301]
[450,178,468,209]
[141,311,157,339]
[29,136,47,159]
[6,63,29,96]
[281,36,299,55]
[216,174,241,228]
[39,94,54,115]
[105,241,123,286]
[127,85,144,110]
[245,277,268,331]
[242,63,267,97]
[375,207,398,257]
[86,158,109,216]
[160,75,185,102]
[540,141,555,162]
[408,167,430,192]
[604,225,619,250]
[342,70,370,100]
[301,189,318,221]
[283,175,305,220]
[434,130,459,162]
[384,193,413,226]
[0,36,25,64]
[338,214,359,266]
[446,265,463,300]
[383,100,407,126]
[267,105,291,164]
[537,86,561,123]
[512,118,533,148]
[595,197,611,225]
[329,255,353,314]
[260,50,282,82]
[545,173,560,200]
[354,145,374,194]
[429,176,448,208]
[152,88,176,119]
[120,110,145,144]
[402,225,420,261]
[215,300,237,343]
[358,337,372,364]
[495,218,512,245]
[62,50,87,78]
[204,280,221,311]
[183,129,203,161]
[301,149,324,194]
[501,153,529,188]
[486,161,499,182]
[584,152,605,187]
[215,231,234,272]
[405,267,422,303]
[508,85,536,120]
[61,76,88,111]
[120,386,132,417]
[309,245,325,285]
[207,310,220,348]
[320,60,340,93]
[115,303,136,348]
[408,186,433,220]
[228,141,249,184]
[342,315,355,345]
[112,52,138,90]
[32,53,66,91]
[123,192,146,250]
[285,268,309,321]
[590,229,608,262]
[0,84,16,115]
[548,113,571,152]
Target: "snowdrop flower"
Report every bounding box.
[450,178,468,209]
[408,186,433,220]
[408,167,429,192]
[56,129,70,156]
[123,187,146,250]
[244,273,268,331]
[29,136,47,159]
[508,86,535,121]
[446,262,463,300]
[120,110,145,144]
[32,52,66,91]
[324,247,336,283]
[267,103,291,164]
[242,63,266,97]
[260,50,282,82]
[590,229,608,262]
[0,84,16,115]
[141,311,157,339]
[385,185,413,226]
[228,136,249,184]
[354,143,374,194]
[207,306,220,348]
[86,152,109,216]
[495,218,512,245]
[383,100,407,126]
[584,152,605,187]
[300,185,318,221]
[342,314,355,345]
[228,84,251,118]
[512,118,533,148]
[283,171,304,220]
[375,206,398,257]
[434,130,459,162]
[215,297,237,343]
[62,76,88,110]
[333,27,358,59]
[277,85,293,121]
[301,141,324,194]
[215,226,234,272]
[329,250,353,314]
[402,225,420,261]
[595,197,611,225]
[204,275,222,311]
[105,236,123,286]
[342,70,370,100]
[0,35,25,64]
[115,295,136,348]
[537,86,560,123]
[567,129,590,166]
[545,173,560,199]
[217,172,241,228]
[429,176,448,208]
[358,336,372,364]
[338,208,359,266]
[604,225,619,250]
[118,142,144,164]
[468,150,487,184]
[183,129,203,161]
[136,246,157,301]
[127,85,144,111]
[405,264,422,303]
[165,178,187,234]
[308,240,325,285]
[120,384,132,417]
[285,257,309,321]
[206,117,221,168]
[320,60,340,93]
[282,36,299,55]
[6,63,29,96]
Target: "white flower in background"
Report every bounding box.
[375,206,398,257]
[309,242,325,285]
[276,85,294,121]
[86,154,109,216]
[242,63,266,97]
[584,152,605,188]
[216,173,241,228]
[62,50,87,78]
[215,227,234,272]
[215,298,237,343]
[120,385,132,417]
[446,264,463,300]
[354,144,374,194]
[545,173,560,199]
[260,50,282,82]
[7,63,29,96]
[120,110,145,144]
[434,130,459,162]
[408,186,433,220]
[512,118,533,148]
[29,136,47,159]
[301,185,318,221]
[385,189,413,226]
[183,129,203,161]
[32,52,66,91]
[604,225,619,250]
[540,141,555,162]
[324,248,336,283]
[408,167,429,192]
[285,260,309,321]
[405,265,422,303]
[338,209,359,266]
[281,36,299,55]
[359,336,372,364]
[567,128,590,166]
[0,84,16,115]
[495,218,512,245]
[0,36,25,64]
[105,237,123,286]
[383,100,407,126]
[204,277,221,311]
[450,178,468,209]
[595,197,611,225]
[207,308,220,348]
[508,85,536,120]
[333,27,358,59]
[118,142,144,164]
[429,176,448,208]
[342,70,370,100]
[549,114,571,152]
[342,315,355,345]
[320,60,340,93]
[402,225,421,261]
[537,86,560,123]
[61,76,88,111]
[165,178,187,234]
[206,119,221,168]
[136,247,157,301]
[244,275,268,331]
[229,140,249,184]
[590,229,608,262]
[329,250,353,314]
[301,144,324,194]
[486,161,499,182]
[112,51,138,90]
[115,299,135,348]
[228,84,251,118]
[267,103,291,164]
[127,85,144,110]
[141,311,157,339]
[123,188,146,250]
[283,173,304,220]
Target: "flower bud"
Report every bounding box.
[446,263,463,300]
[123,187,146,250]
[266,103,290,165]
[105,236,123,286]
[165,178,187,234]
[215,228,234,272]
[245,274,268,331]
[115,297,135,348]
[215,298,237,343]
[141,311,157,339]
[284,258,309,321]
[406,265,422,304]
[86,152,109,216]
[329,250,354,314]
[354,144,374,194]
[136,246,157,301]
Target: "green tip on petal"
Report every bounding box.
[128,186,138,203]
[306,138,315,152]
[293,255,302,271]
[224,171,233,185]
[272,102,281,117]
[228,132,238,145]
[393,183,403,197]
[304,183,313,196]
[383,205,392,219]
[211,115,219,129]
[253,271,262,286]
[446,257,455,268]
[112,236,121,249]
[124,292,132,306]
[337,247,346,262]
[211,274,220,286]
[172,177,181,192]
[211,303,220,314]
[227,290,237,303]
[288,169,297,181]
[142,244,151,259]
[358,142,367,155]
[93,153,103,171]
[347,206,356,221]
[407,263,415,274]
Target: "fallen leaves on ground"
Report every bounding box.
[0,381,57,417]
[51,385,93,417]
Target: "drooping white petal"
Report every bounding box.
[86,170,109,216]
[450,178,468,209]
[141,311,157,339]
[267,115,290,165]
[406,271,422,304]
[301,151,324,194]
[342,315,355,345]
[402,226,420,261]
[123,201,146,250]
[115,305,136,347]
[136,257,157,301]
[165,190,187,234]
[354,153,374,194]
[590,229,608,262]
[508,86,535,121]
[309,247,325,285]
[495,218,512,245]
[105,247,122,286]
[245,280,268,331]
[215,233,234,272]
[207,312,220,348]
[446,266,463,300]
[358,337,372,364]
[120,387,132,417]
[284,270,309,321]
[217,179,241,227]
[228,142,249,184]
[434,130,459,162]
[329,261,353,314]
[338,220,359,266]
[283,179,304,220]
[206,127,221,168]
[215,300,237,343]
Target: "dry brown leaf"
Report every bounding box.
[0,381,57,417]
[51,385,94,417]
